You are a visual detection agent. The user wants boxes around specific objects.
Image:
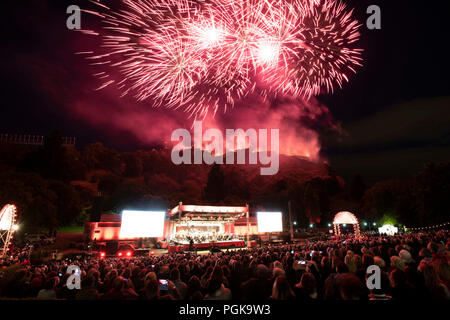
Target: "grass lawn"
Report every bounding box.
[57,226,84,233]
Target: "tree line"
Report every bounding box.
[0,130,448,232]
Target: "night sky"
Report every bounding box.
[1,0,450,184]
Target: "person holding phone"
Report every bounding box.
[158,279,168,291]
[144,278,177,300]
[293,259,307,271]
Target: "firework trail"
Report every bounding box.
[79,0,362,118]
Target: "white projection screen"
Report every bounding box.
[257,212,283,233]
[119,210,165,239]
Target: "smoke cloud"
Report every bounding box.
[72,89,340,161]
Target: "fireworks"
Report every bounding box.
[80,0,362,117]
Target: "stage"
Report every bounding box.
[168,240,245,253]
[166,204,256,253]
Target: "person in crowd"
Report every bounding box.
[273,267,285,279]
[123,278,139,300]
[418,260,450,300]
[144,278,174,300]
[169,268,187,299]
[338,273,366,300]
[294,272,317,300]
[344,251,357,274]
[367,272,392,300]
[399,249,415,266]
[390,256,406,271]
[436,260,450,291]
[271,276,295,300]
[204,266,232,300]
[389,268,416,300]
[1,230,448,301]
[76,276,100,300]
[186,275,204,300]
[102,276,127,300]
[241,264,272,300]
[37,276,59,299]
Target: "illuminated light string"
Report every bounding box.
[79,0,363,118]
[404,222,450,231]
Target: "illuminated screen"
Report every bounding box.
[119,210,165,238]
[257,212,282,233]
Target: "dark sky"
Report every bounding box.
[1,0,450,184]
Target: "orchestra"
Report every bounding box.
[169,229,243,245]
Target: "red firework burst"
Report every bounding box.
[78,0,363,118]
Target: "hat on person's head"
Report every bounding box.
[399,249,414,264]
[390,256,405,270]
[374,256,385,268]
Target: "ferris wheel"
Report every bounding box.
[0,204,17,259]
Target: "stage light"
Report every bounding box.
[126,251,131,257]
[342,224,347,227]
[309,224,314,228]
[327,223,332,227]
[373,222,377,226]
[293,221,297,225]
[100,252,105,258]
[363,222,367,226]
[118,252,123,257]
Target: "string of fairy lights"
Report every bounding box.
[404,221,450,231]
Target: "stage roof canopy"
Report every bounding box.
[333,211,358,225]
[169,204,248,218]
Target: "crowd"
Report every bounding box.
[0,230,448,300]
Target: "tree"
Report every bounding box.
[303,180,321,223]
[107,180,149,212]
[48,180,83,226]
[145,173,180,197]
[41,130,67,180]
[81,143,122,174]
[98,174,122,195]
[350,174,367,201]
[360,179,413,224]
[122,152,143,178]
[177,180,202,203]
[0,172,59,232]
[222,167,249,202]
[413,162,450,225]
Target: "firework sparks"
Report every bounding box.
[80,0,363,117]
